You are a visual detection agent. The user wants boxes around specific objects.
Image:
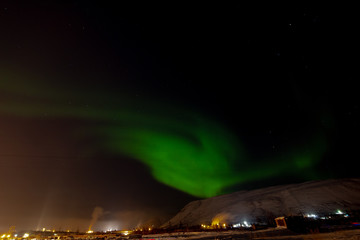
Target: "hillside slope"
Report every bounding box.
[163,178,360,227]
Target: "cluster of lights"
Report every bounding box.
[233,221,251,228]
[201,224,210,229]
[134,227,151,231]
[202,221,251,229]
[41,228,56,233]
[305,214,318,219]
[201,223,227,229]
[1,234,20,239]
[305,209,349,219]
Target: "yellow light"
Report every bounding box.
[6,235,10,238]
[23,233,29,238]
[1,234,5,238]
[223,224,226,227]
[42,228,46,232]
[148,228,151,231]
[86,230,93,234]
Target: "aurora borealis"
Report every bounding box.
[0,70,328,198]
[0,1,359,232]
[0,73,243,198]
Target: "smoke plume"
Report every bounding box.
[88,206,104,231]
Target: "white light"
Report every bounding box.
[23,233,29,238]
[233,223,241,228]
[305,214,317,218]
[336,210,343,215]
[14,235,18,238]
[243,221,251,227]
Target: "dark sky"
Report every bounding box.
[0,2,359,232]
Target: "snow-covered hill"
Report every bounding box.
[163,178,360,227]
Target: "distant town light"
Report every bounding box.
[336,209,343,215]
[23,233,29,238]
[233,223,240,228]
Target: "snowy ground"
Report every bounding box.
[139,228,360,240]
[141,228,280,239]
[254,229,360,240]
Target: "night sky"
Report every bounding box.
[0,2,359,232]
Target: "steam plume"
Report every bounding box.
[88,206,104,231]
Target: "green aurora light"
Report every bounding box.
[0,72,328,198]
